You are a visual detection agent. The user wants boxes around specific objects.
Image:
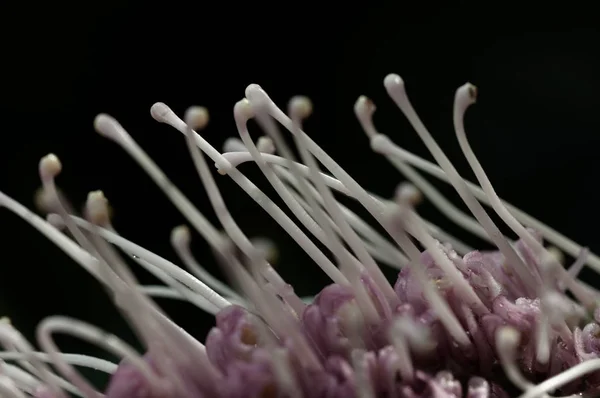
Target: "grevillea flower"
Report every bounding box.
[1,74,600,398]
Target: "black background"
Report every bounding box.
[1,0,599,388]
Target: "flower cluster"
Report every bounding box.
[0,75,599,398]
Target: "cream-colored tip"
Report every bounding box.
[39,154,62,180]
[184,106,210,130]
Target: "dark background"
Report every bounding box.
[1,0,599,388]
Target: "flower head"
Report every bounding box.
[0,75,599,398]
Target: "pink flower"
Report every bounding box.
[0,75,599,397]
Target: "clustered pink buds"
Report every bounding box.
[0,75,599,398]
